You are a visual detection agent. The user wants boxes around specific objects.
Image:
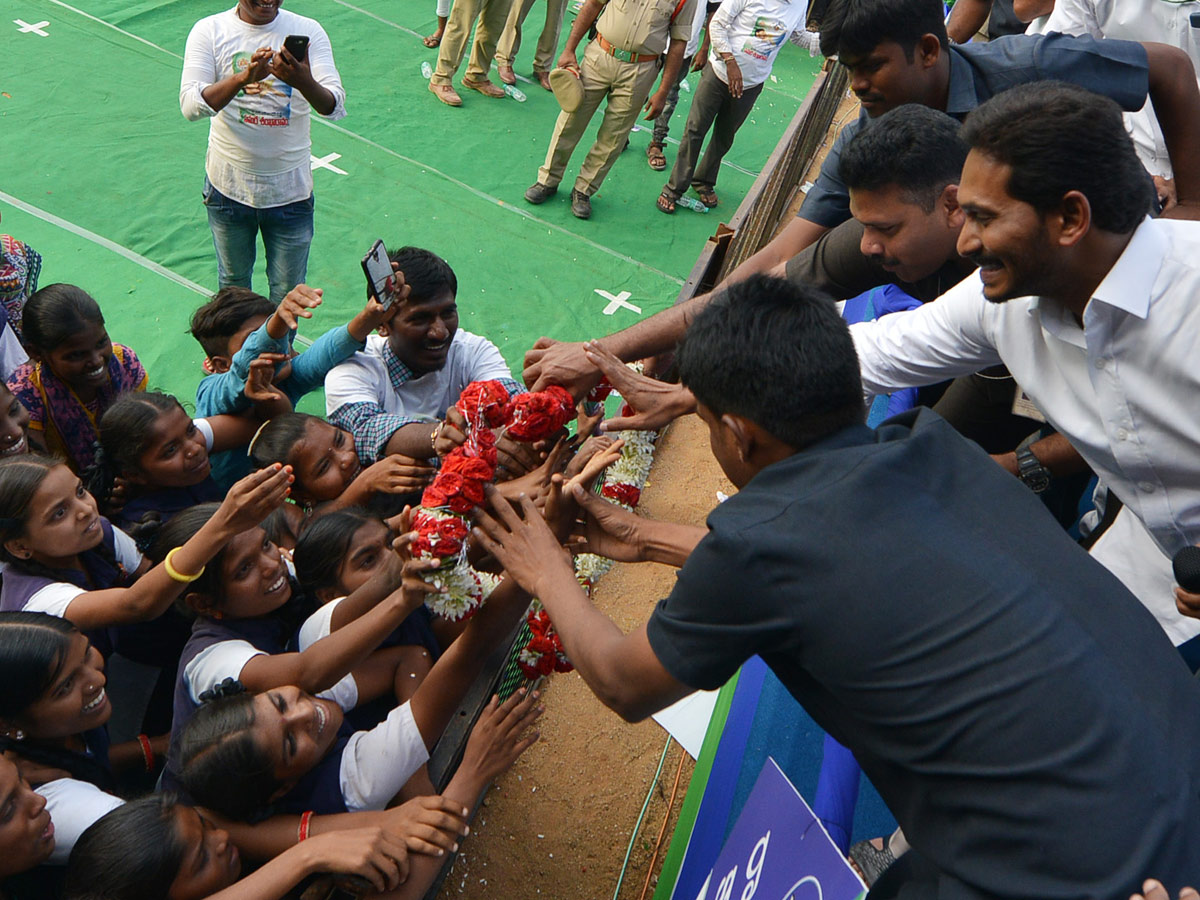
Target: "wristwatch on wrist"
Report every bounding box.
[1015,446,1051,494]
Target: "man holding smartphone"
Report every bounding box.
[181,0,346,303]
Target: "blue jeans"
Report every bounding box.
[202,177,314,303]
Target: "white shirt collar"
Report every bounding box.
[1088,217,1164,320]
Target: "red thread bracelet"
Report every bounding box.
[297,810,313,843]
[137,734,154,773]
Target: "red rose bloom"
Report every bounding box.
[457,380,511,428]
[506,387,576,441]
[442,453,494,482]
[601,483,642,507]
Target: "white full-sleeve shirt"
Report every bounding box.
[850,217,1200,645]
[707,0,811,88]
[180,7,346,208]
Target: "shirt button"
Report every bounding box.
[1139,481,1155,493]
[1095,358,1107,370]
[1116,428,1128,441]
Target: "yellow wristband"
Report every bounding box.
[164,547,205,584]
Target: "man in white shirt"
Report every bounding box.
[658,0,811,212]
[181,0,346,303]
[325,247,526,465]
[850,81,1200,664]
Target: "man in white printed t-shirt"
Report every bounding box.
[180,0,346,303]
[325,247,527,468]
[658,0,812,213]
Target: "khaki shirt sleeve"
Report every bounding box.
[669,0,699,42]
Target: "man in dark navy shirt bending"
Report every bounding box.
[475,275,1200,899]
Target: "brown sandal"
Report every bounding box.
[646,142,667,171]
[423,32,443,47]
[656,189,677,214]
[694,185,718,208]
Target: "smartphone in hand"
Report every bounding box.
[283,34,310,62]
[362,240,397,310]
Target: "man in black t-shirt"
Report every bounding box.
[475,275,1200,899]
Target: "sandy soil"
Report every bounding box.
[438,414,733,900]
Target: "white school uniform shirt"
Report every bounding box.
[324,332,518,421]
[21,528,144,619]
[707,0,811,88]
[1042,0,1200,179]
[180,7,346,208]
[184,561,359,710]
[37,779,124,864]
[849,217,1200,646]
[296,596,430,810]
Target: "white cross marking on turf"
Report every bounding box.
[14,19,50,36]
[311,152,348,175]
[595,289,642,316]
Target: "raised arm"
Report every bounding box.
[237,557,438,695]
[62,467,292,631]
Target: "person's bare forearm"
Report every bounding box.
[1145,42,1200,213]
[564,0,603,55]
[992,432,1089,477]
[533,564,647,710]
[945,0,991,42]
[658,39,686,94]
[1012,0,1053,20]
[385,422,441,459]
[641,519,708,567]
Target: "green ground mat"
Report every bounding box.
[1,0,818,410]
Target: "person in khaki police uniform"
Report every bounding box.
[428,0,517,105]
[523,0,697,218]
[495,0,568,92]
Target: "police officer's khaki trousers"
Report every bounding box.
[537,40,660,195]
[495,0,568,73]
[432,0,516,84]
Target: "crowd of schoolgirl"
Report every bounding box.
[0,243,596,900]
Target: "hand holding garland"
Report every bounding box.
[472,492,690,721]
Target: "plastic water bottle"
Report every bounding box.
[504,83,527,102]
[680,78,691,93]
[677,196,709,213]
[421,61,433,79]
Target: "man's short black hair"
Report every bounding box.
[819,0,948,59]
[189,287,275,359]
[840,105,968,212]
[960,82,1152,234]
[388,246,457,304]
[676,275,865,450]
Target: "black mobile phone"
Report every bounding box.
[283,34,309,62]
[362,240,396,309]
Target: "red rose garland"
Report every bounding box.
[412,380,575,620]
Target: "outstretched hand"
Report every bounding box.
[380,795,470,857]
[218,464,293,533]
[298,827,411,893]
[268,284,323,337]
[583,342,695,431]
[523,337,603,398]
[458,688,543,785]
[472,489,574,597]
[564,480,647,563]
